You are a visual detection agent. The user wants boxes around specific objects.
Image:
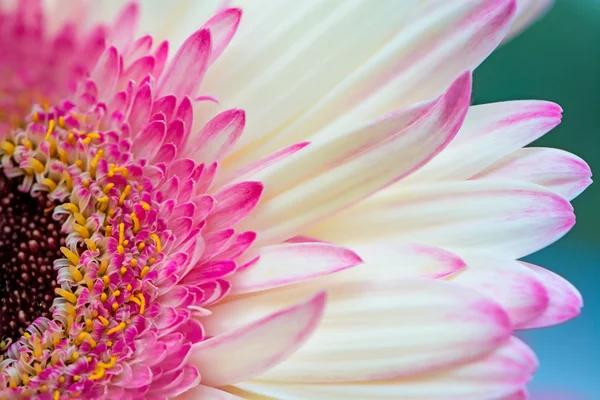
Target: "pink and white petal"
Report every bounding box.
[204,278,511,383]
[174,384,245,400]
[187,109,245,163]
[234,337,535,400]
[517,262,583,329]
[157,28,212,98]
[203,7,242,64]
[206,181,263,231]
[239,73,471,247]
[447,255,549,328]
[189,291,327,387]
[212,0,514,167]
[343,242,466,280]
[400,101,563,185]
[307,180,574,259]
[230,242,362,294]
[505,0,553,41]
[131,120,167,160]
[109,1,140,51]
[474,147,592,201]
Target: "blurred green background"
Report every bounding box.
[473,1,599,398]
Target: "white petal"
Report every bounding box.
[307,180,574,259]
[474,147,592,201]
[189,291,326,387]
[234,337,535,400]
[204,278,511,383]
[218,0,515,167]
[400,101,562,185]
[238,73,471,247]
[230,242,362,294]
[505,0,553,41]
[175,385,245,400]
[517,262,583,329]
[447,254,549,327]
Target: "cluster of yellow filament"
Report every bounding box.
[0,112,163,398]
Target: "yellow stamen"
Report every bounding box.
[103,183,114,194]
[100,293,108,302]
[58,116,66,128]
[130,213,140,234]
[62,170,73,190]
[62,202,79,213]
[98,259,108,275]
[117,245,124,255]
[68,266,83,282]
[33,336,42,357]
[150,234,162,252]
[54,288,77,304]
[137,242,145,251]
[40,384,48,393]
[73,375,80,382]
[73,212,86,226]
[21,138,33,149]
[54,390,60,400]
[82,179,89,188]
[88,367,105,381]
[126,284,132,292]
[129,296,141,307]
[84,239,97,251]
[106,322,127,335]
[45,119,56,140]
[106,340,113,347]
[118,223,125,245]
[82,137,91,145]
[29,158,45,174]
[130,259,138,267]
[60,247,80,265]
[87,133,101,140]
[148,257,156,265]
[140,266,150,279]
[75,159,84,170]
[108,209,115,217]
[102,275,110,286]
[104,225,112,238]
[72,223,90,239]
[58,376,65,384]
[89,150,103,178]
[1,141,15,155]
[140,201,150,211]
[77,332,97,348]
[85,319,93,331]
[71,352,79,360]
[111,302,118,311]
[33,112,39,123]
[98,316,109,327]
[120,266,127,276]
[67,133,75,144]
[57,147,68,163]
[113,290,121,298]
[137,293,146,314]
[114,166,128,178]
[123,239,129,246]
[40,178,57,191]
[97,196,109,204]
[97,356,117,369]
[8,377,17,389]
[118,185,131,206]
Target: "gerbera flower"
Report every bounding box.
[0,0,590,399]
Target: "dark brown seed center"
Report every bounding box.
[0,172,66,353]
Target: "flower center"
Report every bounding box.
[0,173,66,353]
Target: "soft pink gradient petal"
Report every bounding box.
[308,180,575,259]
[206,181,264,231]
[517,262,583,329]
[157,28,212,98]
[230,242,362,294]
[189,291,327,387]
[176,384,245,400]
[187,108,246,163]
[448,255,549,327]
[401,101,563,185]
[203,7,242,65]
[474,147,592,201]
[240,72,472,247]
[234,337,536,400]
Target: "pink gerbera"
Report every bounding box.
[0,1,591,399]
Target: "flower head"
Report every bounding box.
[0,0,591,399]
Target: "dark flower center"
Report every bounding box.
[0,172,66,353]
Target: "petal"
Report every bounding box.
[203,7,242,64]
[230,242,363,294]
[206,181,263,231]
[308,180,574,259]
[239,72,471,246]
[234,337,535,400]
[175,385,244,400]
[474,147,592,201]
[157,28,212,98]
[205,278,511,383]
[131,120,167,160]
[346,242,467,280]
[447,254,549,327]
[517,262,583,329]
[187,109,246,163]
[505,0,553,41]
[189,291,327,387]
[400,101,563,185]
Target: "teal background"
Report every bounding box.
[474,1,599,398]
